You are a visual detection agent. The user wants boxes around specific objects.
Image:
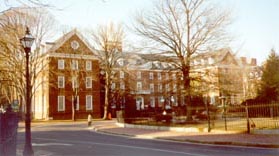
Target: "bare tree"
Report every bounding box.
[133,0,231,121]
[91,22,124,119]
[0,7,56,113]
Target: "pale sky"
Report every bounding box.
[1,0,279,65]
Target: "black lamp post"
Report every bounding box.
[20,27,35,156]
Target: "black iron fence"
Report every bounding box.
[118,102,279,133]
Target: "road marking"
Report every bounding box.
[35,137,206,156]
[32,143,73,147]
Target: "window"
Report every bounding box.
[72,77,78,88]
[58,96,65,111]
[150,83,154,93]
[71,60,78,70]
[158,96,164,107]
[72,96,79,110]
[165,84,170,92]
[158,84,163,93]
[111,83,115,90]
[58,59,64,69]
[86,95,93,110]
[165,73,169,80]
[86,77,92,88]
[137,82,142,91]
[120,82,125,90]
[157,72,162,80]
[137,71,141,79]
[120,71,124,79]
[172,73,176,80]
[86,61,92,71]
[58,76,65,88]
[118,59,124,66]
[173,84,177,92]
[150,97,155,108]
[149,72,153,80]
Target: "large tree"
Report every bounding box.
[133,0,231,120]
[0,7,56,112]
[259,49,279,101]
[91,23,124,119]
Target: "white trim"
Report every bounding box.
[86,77,92,88]
[58,59,64,69]
[86,95,93,110]
[86,61,92,71]
[58,96,65,111]
[58,76,65,88]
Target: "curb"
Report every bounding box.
[91,125,279,149]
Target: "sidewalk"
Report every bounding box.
[91,120,279,148]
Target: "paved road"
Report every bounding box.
[17,122,279,156]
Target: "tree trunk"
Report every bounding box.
[182,64,193,121]
[72,96,77,121]
[103,73,110,120]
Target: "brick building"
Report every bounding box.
[34,30,101,120]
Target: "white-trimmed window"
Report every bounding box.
[137,71,141,79]
[58,59,64,69]
[120,71,124,79]
[165,73,169,80]
[120,82,125,90]
[58,76,65,88]
[72,77,78,88]
[165,83,170,92]
[71,60,78,70]
[158,83,163,93]
[58,96,65,111]
[150,97,155,108]
[157,72,162,80]
[86,77,92,88]
[158,96,164,107]
[111,82,116,90]
[72,96,79,110]
[173,84,177,92]
[86,61,92,71]
[150,83,154,93]
[172,73,176,80]
[137,82,142,91]
[86,95,93,110]
[149,72,153,80]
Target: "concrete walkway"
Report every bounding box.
[91,120,279,148]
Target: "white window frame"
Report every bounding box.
[86,61,92,71]
[86,77,92,88]
[149,72,153,80]
[58,96,65,111]
[158,83,163,93]
[150,83,154,93]
[86,95,93,110]
[150,97,155,108]
[58,76,65,88]
[173,84,177,92]
[58,59,64,70]
[72,96,79,110]
[137,82,142,91]
[120,71,124,79]
[157,72,161,80]
[71,60,78,70]
[165,73,169,80]
[137,71,141,79]
[111,82,116,90]
[120,82,125,90]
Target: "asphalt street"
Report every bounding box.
[17,122,279,156]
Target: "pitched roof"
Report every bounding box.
[47,29,95,53]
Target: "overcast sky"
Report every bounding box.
[1,0,279,64]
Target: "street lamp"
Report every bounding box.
[20,27,35,156]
